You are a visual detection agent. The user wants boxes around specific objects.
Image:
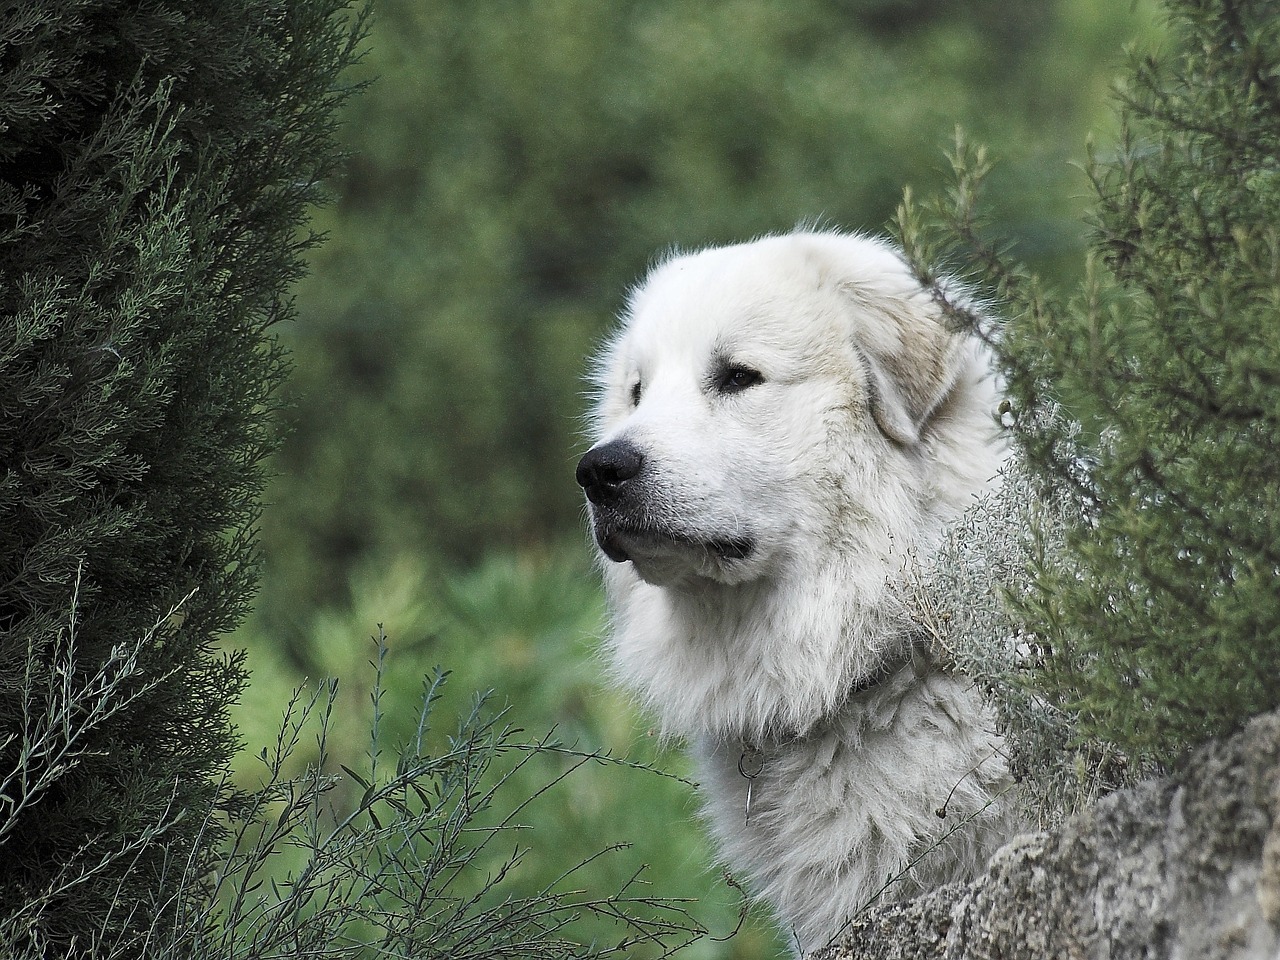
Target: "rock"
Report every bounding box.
[812,710,1280,960]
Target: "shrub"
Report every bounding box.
[2,627,706,959]
[0,1,366,951]
[899,0,1280,776]
[181,635,704,960]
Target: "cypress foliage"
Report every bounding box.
[0,2,365,953]
[902,0,1280,765]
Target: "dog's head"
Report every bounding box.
[577,230,997,591]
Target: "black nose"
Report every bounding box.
[576,440,644,505]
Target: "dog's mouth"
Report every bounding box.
[595,519,754,565]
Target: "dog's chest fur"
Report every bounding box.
[694,667,1014,953]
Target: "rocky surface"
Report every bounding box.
[812,710,1280,960]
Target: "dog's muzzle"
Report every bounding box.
[577,439,756,568]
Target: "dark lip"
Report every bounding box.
[593,518,754,564]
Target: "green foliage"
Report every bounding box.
[260,0,1163,643]
[0,0,366,950]
[229,554,784,959]
[197,643,705,960]
[899,0,1280,765]
[1,625,706,959]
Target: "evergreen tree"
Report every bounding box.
[0,2,365,952]
[902,0,1280,764]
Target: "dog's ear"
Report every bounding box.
[859,350,927,446]
[855,318,966,448]
[796,230,973,446]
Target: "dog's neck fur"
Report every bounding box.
[603,528,935,743]
[693,659,1013,953]
[737,631,935,754]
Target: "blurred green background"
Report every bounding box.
[227,1,1164,956]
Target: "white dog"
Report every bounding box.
[576,229,1018,954]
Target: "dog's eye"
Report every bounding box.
[715,364,765,395]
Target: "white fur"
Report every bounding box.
[578,230,1017,954]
